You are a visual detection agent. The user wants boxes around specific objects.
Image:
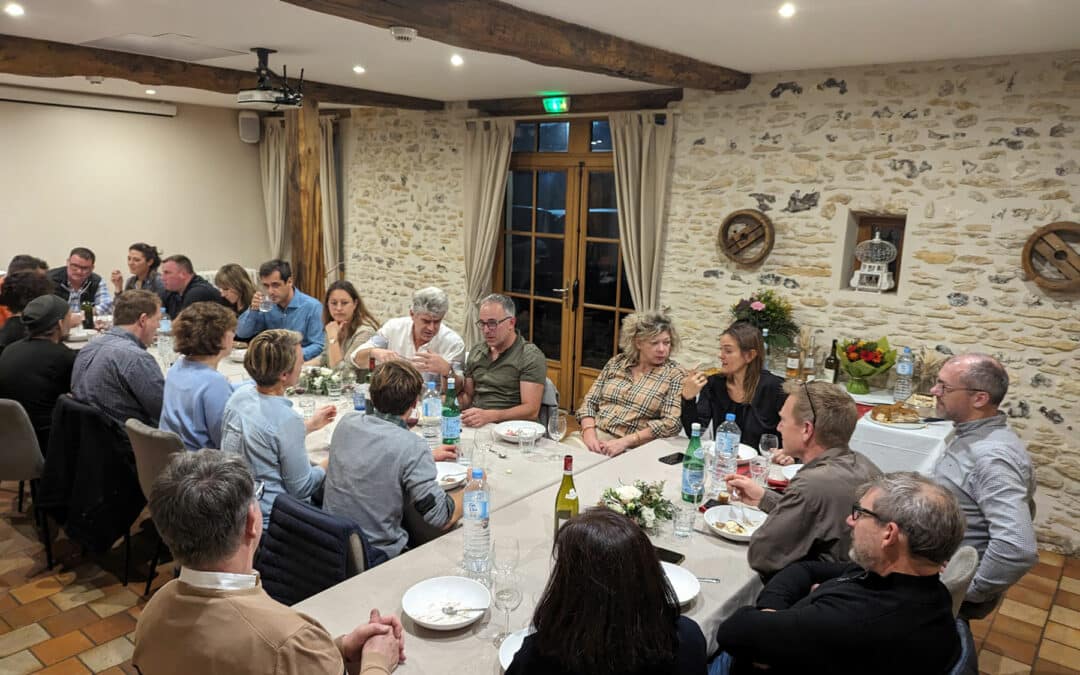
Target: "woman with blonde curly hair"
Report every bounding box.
[573,310,685,457]
[160,301,237,449]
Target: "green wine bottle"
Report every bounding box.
[554,454,578,532]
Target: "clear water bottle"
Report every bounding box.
[353,383,368,417]
[158,307,171,334]
[713,413,741,494]
[462,468,490,576]
[893,346,914,402]
[420,381,441,449]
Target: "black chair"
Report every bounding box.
[948,617,979,675]
[37,395,146,563]
[254,493,386,606]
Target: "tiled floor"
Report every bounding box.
[1,479,1078,674]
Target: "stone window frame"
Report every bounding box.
[851,212,908,293]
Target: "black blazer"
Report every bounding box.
[680,369,786,449]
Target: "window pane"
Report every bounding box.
[532,300,561,360]
[512,123,537,152]
[584,242,618,307]
[619,264,635,310]
[590,120,612,152]
[586,172,619,238]
[534,237,564,299]
[508,171,533,232]
[505,235,532,294]
[513,296,532,341]
[536,171,566,234]
[581,308,616,369]
[538,122,569,152]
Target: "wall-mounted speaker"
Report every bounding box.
[238,110,261,144]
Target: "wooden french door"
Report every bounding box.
[493,119,636,411]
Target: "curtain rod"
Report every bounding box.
[463,108,680,123]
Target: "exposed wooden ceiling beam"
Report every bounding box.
[0,34,444,111]
[469,87,683,116]
[281,0,750,92]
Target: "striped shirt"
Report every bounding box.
[932,413,1037,604]
[577,354,685,439]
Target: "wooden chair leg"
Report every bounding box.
[17,480,25,512]
[28,482,53,569]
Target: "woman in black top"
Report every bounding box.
[507,508,707,675]
[680,321,786,451]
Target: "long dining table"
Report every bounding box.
[294,436,761,674]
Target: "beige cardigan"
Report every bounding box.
[133,579,391,675]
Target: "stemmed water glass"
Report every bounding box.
[547,409,567,443]
[759,434,779,461]
[492,571,522,647]
[493,537,520,574]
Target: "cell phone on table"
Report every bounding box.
[699,498,724,512]
[658,451,685,465]
[653,545,686,565]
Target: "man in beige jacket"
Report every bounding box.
[726,380,882,579]
[133,450,403,674]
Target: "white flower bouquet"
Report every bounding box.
[598,480,676,530]
[299,367,341,395]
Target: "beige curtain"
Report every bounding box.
[609,111,675,310]
[319,117,342,282]
[462,118,515,347]
[259,118,288,258]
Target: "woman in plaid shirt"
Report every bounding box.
[574,311,686,456]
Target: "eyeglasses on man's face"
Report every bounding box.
[476,316,512,331]
[931,379,984,395]
[851,502,885,523]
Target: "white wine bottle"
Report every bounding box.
[554,454,578,532]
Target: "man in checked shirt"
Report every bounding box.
[931,353,1037,619]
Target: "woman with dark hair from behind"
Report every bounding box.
[0,271,56,355]
[680,321,787,452]
[507,507,707,675]
[111,243,165,297]
[309,279,380,370]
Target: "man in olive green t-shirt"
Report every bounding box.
[459,294,546,427]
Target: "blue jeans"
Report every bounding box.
[708,651,735,675]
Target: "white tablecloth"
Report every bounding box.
[848,415,954,474]
[294,437,760,672]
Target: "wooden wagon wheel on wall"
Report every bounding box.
[718,209,775,266]
[1022,221,1080,292]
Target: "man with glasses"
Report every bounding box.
[709,473,964,675]
[134,450,404,674]
[349,286,465,379]
[725,380,881,579]
[930,353,1036,619]
[459,294,545,427]
[48,246,112,316]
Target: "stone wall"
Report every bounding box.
[341,104,470,328]
[341,52,1080,552]
[664,51,1080,553]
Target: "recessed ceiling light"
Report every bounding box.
[145,89,157,95]
[3,3,25,17]
[778,3,796,18]
[450,54,464,67]
[352,64,366,74]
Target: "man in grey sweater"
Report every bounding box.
[931,353,1037,619]
[324,360,463,558]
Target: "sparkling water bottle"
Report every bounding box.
[462,468,490,576]
[420,381,441,449]
[893,346,914,402]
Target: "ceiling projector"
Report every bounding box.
[237,47,303,110]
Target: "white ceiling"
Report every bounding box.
[1,0,1078,109]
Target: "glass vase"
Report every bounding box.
[845,376,870,395]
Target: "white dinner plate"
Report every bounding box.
[492,420,546,443]
[781,464,802,481]
[704,505,767,542]
[498,627,535,670]
[865,416,927,431]
[435,461,467,490]
[401,576,491,631]
[66,329,92,342]
[705,442,757,463]
[661,561,700,606]
[229,349,247,363]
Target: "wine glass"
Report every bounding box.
[759,434,779,458]
[492,571,523,647]
[547,409,567,443]
[493,537,520,573]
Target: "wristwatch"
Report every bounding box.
[328,337,337,344]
